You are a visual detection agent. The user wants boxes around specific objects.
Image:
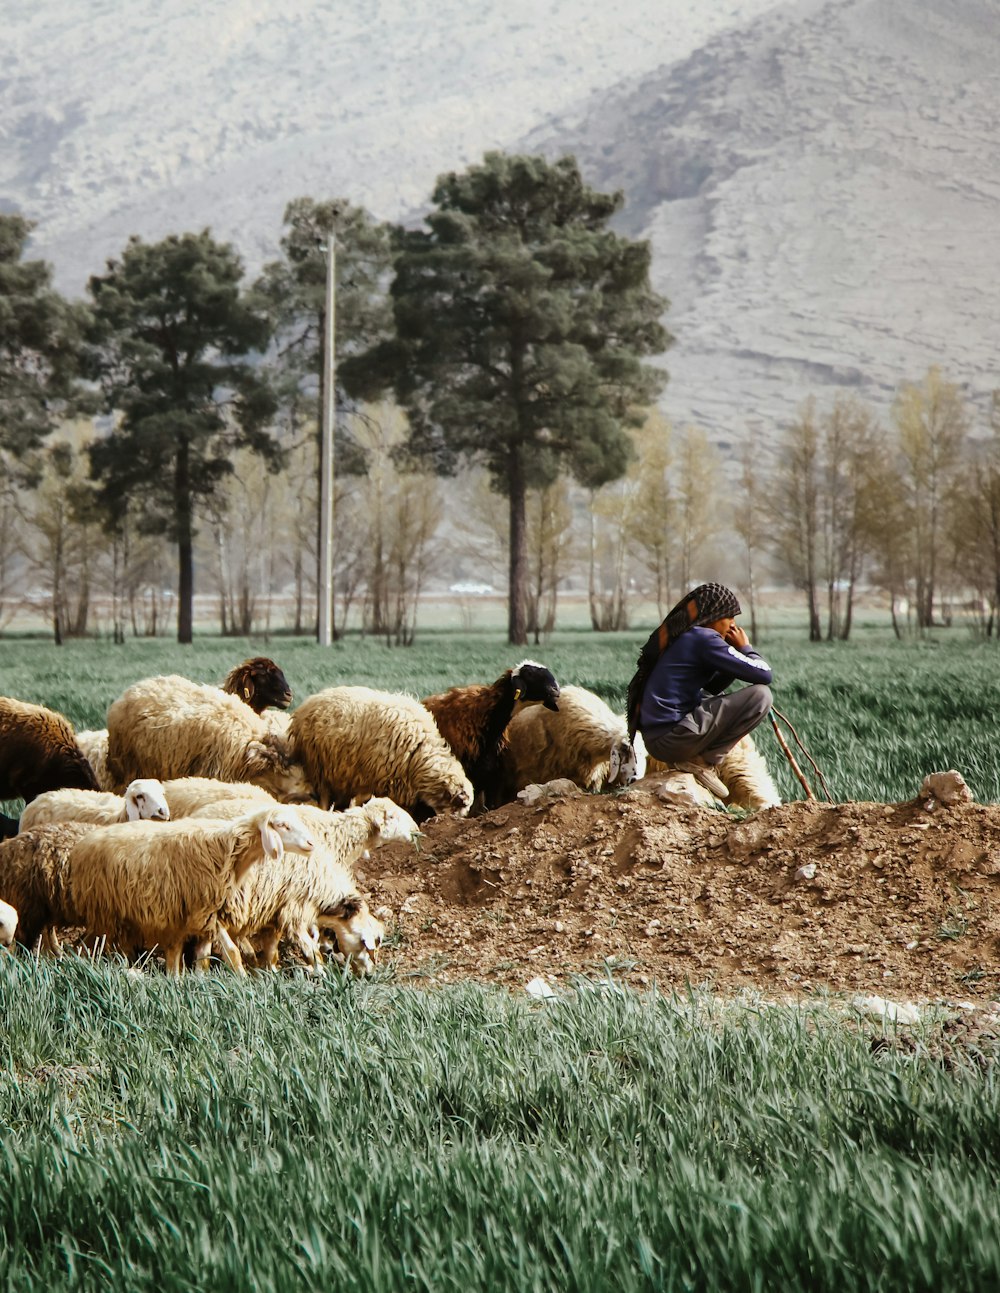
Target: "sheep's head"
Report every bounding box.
[322,895,384,975]
[222,657,293,714]
[608,735,646,788]
[511,659,560,711]
[258,806,315,860]
[244,736,314,801]
[124,778,171,822]
[0,898,17,949]
[359,796,420,845]
[49,745,102,796]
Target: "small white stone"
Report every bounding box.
[795,863,817,881]
[525,976,558,1000]
[853,994,921,1025]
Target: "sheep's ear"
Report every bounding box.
[125,793,142,821]
[260,821,284,860]
[609,745,622,780]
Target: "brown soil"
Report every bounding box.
[361,774,1000,1005]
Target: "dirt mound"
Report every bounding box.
[363,773,1000,1003]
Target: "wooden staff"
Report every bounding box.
[769,711,816,801]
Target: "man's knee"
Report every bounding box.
[748,684,773,721]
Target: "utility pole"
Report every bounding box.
[317,237,335,645]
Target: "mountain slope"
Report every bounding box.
[1,0,780,293]
[523,0,1000,440]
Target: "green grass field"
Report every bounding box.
[4,625,1000,1289]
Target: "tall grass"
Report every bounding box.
[3,956,1000,1291]
[4,628,1000,1287]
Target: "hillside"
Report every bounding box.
[523,0,1000,441]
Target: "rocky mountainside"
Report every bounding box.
[3,0,997,445]
[523,0,1000,443]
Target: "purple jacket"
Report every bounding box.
[639,625,773,733]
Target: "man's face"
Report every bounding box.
[707,616,736,638]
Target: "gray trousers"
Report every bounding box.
[643,685,773,766]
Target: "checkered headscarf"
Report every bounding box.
[626,583,742,739]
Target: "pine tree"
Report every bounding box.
[86,230,279,644]
[357,152,671,645]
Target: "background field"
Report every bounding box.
[4,626,1000,1289]
[2,619,998,808]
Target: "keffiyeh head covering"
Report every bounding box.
[626,583,742,739]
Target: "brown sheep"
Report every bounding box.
[0,821,99,953]
[221,657,293,715]
[0,697,100,804]
[423,660,560,811]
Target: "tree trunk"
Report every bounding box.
[176,437,194,644]
[507,445,527,646]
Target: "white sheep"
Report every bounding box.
[19,778,171,832]
[158,776,279,821]
[0,897,17,949]
[289,686,473,819]
[500,684,646,798]
[0,822,102,954]
[645,733,782,810]
[193,798,417,975]
[106,675,313,802]
[76,729,114,791]
[66,805,316,974]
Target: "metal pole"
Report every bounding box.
[318,238,335,645]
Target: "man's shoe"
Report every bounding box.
[673,760,729,799]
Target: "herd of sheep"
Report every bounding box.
[0,655,781,975]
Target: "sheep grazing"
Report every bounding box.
[0,821,99,954]
[645,734,781,811]
[158,776,278,821]
[106,675,312,802]
[289,686,473,820]
[221,657,293,715]
[19,778,171,832]
[500,684,646,799]
[0,696,100,804]
[423,659,560,810]
[67,806,316,974]
[0,898,17,949]
[76,729,113,791]
[201,798,417,974]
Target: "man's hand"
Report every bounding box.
[725,624,750,650]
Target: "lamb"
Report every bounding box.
[0,898,17,949]
[157,776,278,821]
[0,697,100,804]
[423,659,560,810]
[19,778,171,832]
[0,822,100,954]
[106,675,312,802]
[194,798,417,974]
[221,657,293,715]
[288,686,474,819]
[76,729,113,791]
[499,684,646,798]
[645,734,782,810]
[66,806,316,974]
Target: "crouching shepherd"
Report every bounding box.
[626,583,773,799]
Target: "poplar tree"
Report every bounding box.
[358,152,671,645]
